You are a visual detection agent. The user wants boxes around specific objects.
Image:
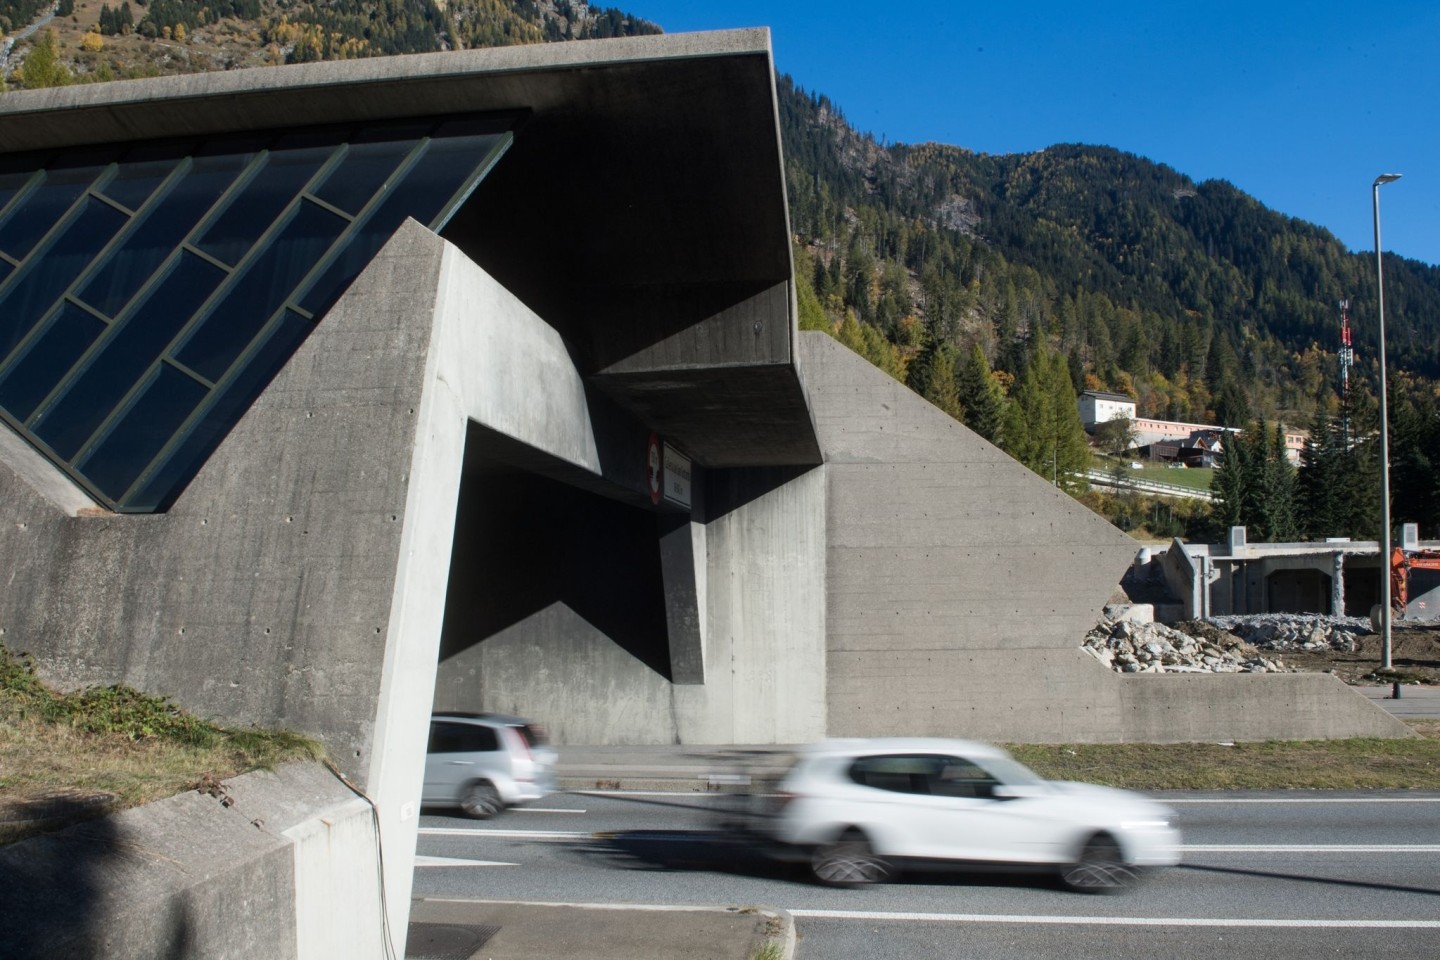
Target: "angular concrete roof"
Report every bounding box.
[0,30,819,467]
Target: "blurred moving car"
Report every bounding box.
[423,712,557,818]
[761,738,1180,892]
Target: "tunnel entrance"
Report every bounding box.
[1265,568,1331,614]
[431,423,686,742]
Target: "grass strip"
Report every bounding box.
[1008,725,1440,791]
[1,642,323,842]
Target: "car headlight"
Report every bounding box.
[1119,819,1172,830]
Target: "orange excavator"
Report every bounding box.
[1390,547,1440,620]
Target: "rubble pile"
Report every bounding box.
[1083,617,1289,674]
[1208,614,1369,653]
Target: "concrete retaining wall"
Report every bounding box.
[0,763,384,960]
[1119,673,1414,741]
[798,332,1412,742]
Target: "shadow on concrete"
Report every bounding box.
[0,796,195,958]
[439,452,672,680]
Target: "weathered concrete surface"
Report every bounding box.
[799,332,1411,742]
[0,762,383,960]
[429,254,826,746]
[800,332,1135,742]
[0,220,450,945]
[1118,673,1415,741]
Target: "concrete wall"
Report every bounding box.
[800,332,1137,742]
[0,763,385,960]
[798,332,1412,742]
[431,290,828,744]
[1158,539,1204,620]
[443,463,829,745]
[0,221,455,946]
[1119,673,1413,741]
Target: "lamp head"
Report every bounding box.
[1375,173,1403,186]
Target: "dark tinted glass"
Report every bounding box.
[194,144,332,266]
[0,116,510,511]
[848,755,944,794]
[0,154,114,260]
[178,200,345,382]
[127,309,312,511]
[78,153,251,317]
[0,168,39,220]
[311,131,425,215]
[78,363,208,498]
[0,303,106,421]
[295,131,507,316]
[36,252,227,460]
[100,153,181,211]
[0,197,128,360]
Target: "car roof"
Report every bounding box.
[798,737,1012,760]
[431,711,534,726]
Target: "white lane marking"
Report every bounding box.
[421,898,777,916]
[1183,844,1440,853]
[1168,797,1440,804]
[514,807,587,814]
[573,790,744,798]
[414,856,518,867]
[788,910,1440,929]
[418,828,591,840]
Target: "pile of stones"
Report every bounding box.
[1082,617,1288,674]
[1207,614,1368,653]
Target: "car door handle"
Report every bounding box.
[446,760,474,766]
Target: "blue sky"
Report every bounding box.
[636,1,1440,267]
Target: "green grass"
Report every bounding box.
[1134,464,1214,491]
[1,642,325,843]
[1008,730,1440,790]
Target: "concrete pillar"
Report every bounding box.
[659,514,705,684]
[1331,553,1346,616]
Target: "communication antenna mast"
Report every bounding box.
[1338,298,1354,445]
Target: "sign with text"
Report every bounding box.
[663,443,691,508]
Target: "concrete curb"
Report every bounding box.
[409,897,794,959]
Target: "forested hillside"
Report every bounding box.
[4,0,1436,537]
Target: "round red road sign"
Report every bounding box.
[646,432,663,504]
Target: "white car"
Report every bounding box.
[763,738,1180,892]
[422,713,557,818]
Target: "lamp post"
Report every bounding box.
[1372,173,1401,671]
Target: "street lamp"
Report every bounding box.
[1372,172,1401,671]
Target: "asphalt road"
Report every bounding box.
[411,790,1440,959]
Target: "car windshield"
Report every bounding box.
[979,756,1047,788]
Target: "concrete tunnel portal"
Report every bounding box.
[432,422,684,732]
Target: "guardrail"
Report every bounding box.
[1085,469,1215,502]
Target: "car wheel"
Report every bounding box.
[811,833,890,888]
[1061,834,1136,893]
[460,782,503,819]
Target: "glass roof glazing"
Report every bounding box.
[0,115,512,512]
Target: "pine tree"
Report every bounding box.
[912,340,961,420]
[955,344,1004,445]
[1002,347,1089,493]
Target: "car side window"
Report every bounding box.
[428,721,500,753]
[927,758,1001,799]
[848,755,945,794]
